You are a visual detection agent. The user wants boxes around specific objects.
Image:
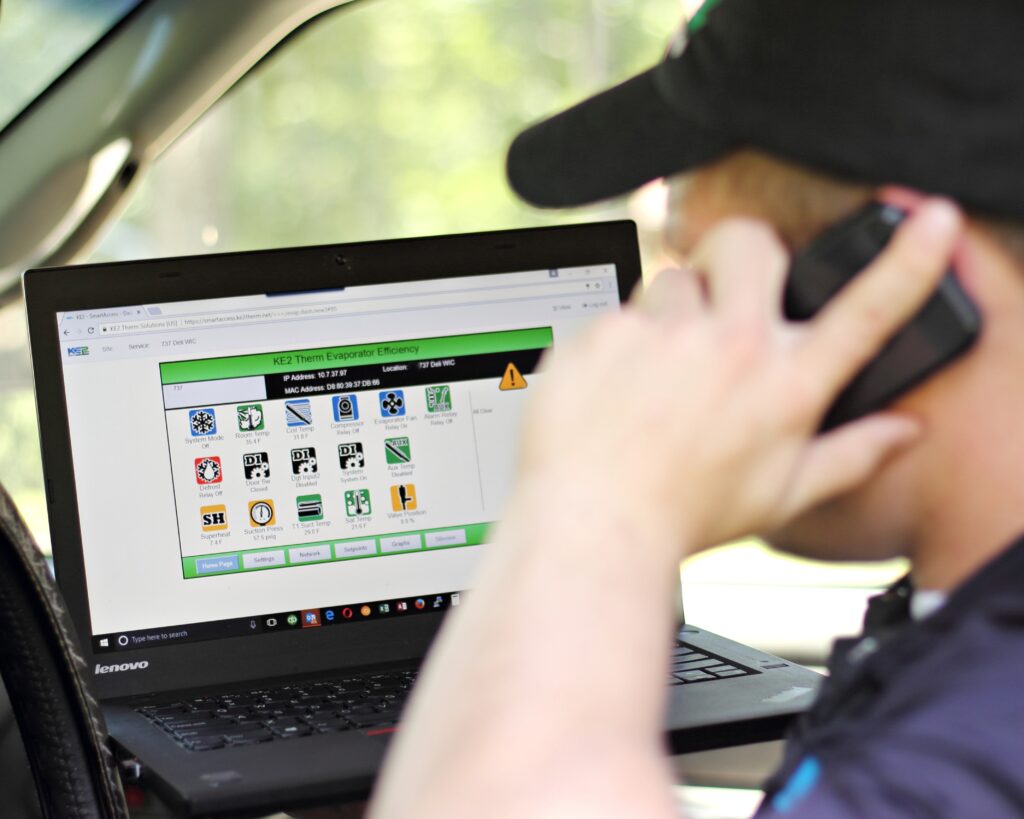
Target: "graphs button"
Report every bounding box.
[380,534,423,554]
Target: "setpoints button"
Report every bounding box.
[425,529,467,548]
[380,534,423,554]
[335,540,377,559]
[242,550,286,569]
[196,555,239,574]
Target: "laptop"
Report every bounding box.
[24,221,821,816]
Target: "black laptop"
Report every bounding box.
[24,221,821,816]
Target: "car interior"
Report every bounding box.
[0,1,908,816]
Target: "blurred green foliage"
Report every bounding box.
[0,390,47,548]
[0,390,40,495]
[94,0,679,259]
[0,0,137,129]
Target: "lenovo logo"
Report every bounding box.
[95,661,150,674]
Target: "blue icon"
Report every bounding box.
[332,394,359,422]
[188,408,217,436]
[285,399,312,427]
[379,389,406,418]
[324,609,335,622]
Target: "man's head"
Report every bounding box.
[506,0,1024,581]
[661,150,1024,574]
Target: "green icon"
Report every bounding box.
[296,494,324,522]
[287,614,299,626]
[237,403,264,432]
[425,385,452,413]
[344,488,372,517]
[384,436,412,465]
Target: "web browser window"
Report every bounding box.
[57,264,620,651]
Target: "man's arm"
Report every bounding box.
[368,203,961,819]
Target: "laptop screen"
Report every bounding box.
[56,264,621,654]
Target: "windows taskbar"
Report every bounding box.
[92,591,461,654]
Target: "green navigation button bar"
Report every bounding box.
[181,523,491,579]
[161,328,554,385]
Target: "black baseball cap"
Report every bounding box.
[507,0,1024,221]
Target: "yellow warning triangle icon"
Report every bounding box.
[499,362,528,391]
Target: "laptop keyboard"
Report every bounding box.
[139,642,757,752]
[667,640,758,685]
[138,668,417,752]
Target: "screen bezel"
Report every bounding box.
[24,220,642,700]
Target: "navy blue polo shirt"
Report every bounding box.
[754,536,1024,818]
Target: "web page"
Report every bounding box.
[57,265,619,651]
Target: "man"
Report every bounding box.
[368,1,1024,816]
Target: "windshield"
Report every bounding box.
[0,0,141,131]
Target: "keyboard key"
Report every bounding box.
[711,668,748,678]
[150,705,189,718]
[161,717,219,731]
[272,724,314,738]
[187,738,226,751]
[674,670,715,682]
[215,705,252,718]
[224,728,273,743]
[667,655,708,667]
[309,717,353,733]
[173,723,234,738]
[347,714,397,729]
[673,658,722,672]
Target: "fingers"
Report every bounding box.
[800,200,962,402]
[689,218,789,325]
[635,218,789,326]
[779,412,922,518]
[634,267,704,320]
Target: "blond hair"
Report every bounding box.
[679,150,1024,267]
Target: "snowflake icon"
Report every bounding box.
[189,408,217,436]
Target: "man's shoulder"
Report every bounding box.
[843,572,1024,759]
[755,549,1024,818]
[754,644,1024,819]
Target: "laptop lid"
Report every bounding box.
[25,221,641,700]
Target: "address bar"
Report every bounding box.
[100,304,341,335]
[98,280,605,337]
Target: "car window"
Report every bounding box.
[0,0,141,130]
[89,0,678,264]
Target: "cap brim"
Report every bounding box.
[506,67,733,208]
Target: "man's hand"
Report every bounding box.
[521,200,961,554]
[368,200,963,819]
